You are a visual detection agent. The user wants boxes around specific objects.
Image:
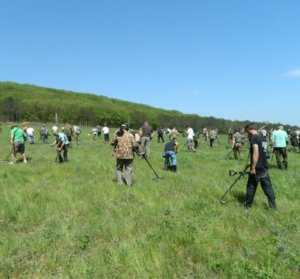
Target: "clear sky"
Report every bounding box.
[1,0,300,125]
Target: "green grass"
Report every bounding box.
[0,124,299,278]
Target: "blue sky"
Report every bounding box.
[1,0,300,125]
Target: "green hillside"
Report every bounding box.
[0,82,292,131]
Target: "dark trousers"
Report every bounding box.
[194,139,199,149]
[41,134,48,144]
[233,144,241,160]
[57,145,68,163]
[104,134,109,143]
[245,172,276,208]
[274,147,288,169]
[209,139,214,148]
[158,134,165,143]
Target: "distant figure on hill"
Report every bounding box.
[26,126,35,144]
[73,125,81,144]
[209,129,217,148]
[193,131,200,149]
[111,124,136,186]
[170,127,179,140]
[272,126,289,169]
[91,127,98,140]
[244,123,276,209]
[52,127,69,163]
[203,128,209,142]
[10,124,28,164]
[163,136,179,172]
[64,124,74,147]
[232,129,242,160]
[140,121,152,158]
[102,124,110,143]
[96,124,102,137]
[157,127,165,143]
[40,124,49,144]
[186,126,195,152]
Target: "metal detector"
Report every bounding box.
[142,154,163,180]
[219,165,250,204]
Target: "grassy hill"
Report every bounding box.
[0,82,293,132]
[0,124,299,278]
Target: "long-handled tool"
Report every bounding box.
[142,154,162,180]
[219,165,250,204]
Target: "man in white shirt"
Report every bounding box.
[102,125,110,143]
[26,127,35,144]
[187,126,195,152]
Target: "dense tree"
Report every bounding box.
[0,82,297,132]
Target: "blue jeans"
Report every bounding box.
[164,151,177,168]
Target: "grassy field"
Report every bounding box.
[0,124,299,278]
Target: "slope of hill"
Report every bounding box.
[0,82,291,131]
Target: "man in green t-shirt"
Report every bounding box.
[10,125,28,164]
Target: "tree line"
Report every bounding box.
[0,82,296,133]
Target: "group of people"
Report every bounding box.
[229,125,292,171]
[9,123,82,164]
[91,124,110,143]
[6,120,299,211]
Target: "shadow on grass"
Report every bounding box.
[232,191,245,204]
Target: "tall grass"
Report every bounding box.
[0,124,299,278]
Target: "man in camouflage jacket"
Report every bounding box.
[111,124,136,186]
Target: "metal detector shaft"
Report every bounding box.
[219,173,244,203]
[220,165,250,203]
[142,155,161,179]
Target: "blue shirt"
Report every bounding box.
[272,130,288,148]
[58,132,69,145]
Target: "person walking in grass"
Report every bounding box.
[102,124,110,144]
[244,123,276,209]
[40,124,49,144]
[26,126,35,144]
[163,136,179,172]
[170,127,179,140]
[232,129,242,160]
[186,126,196,152]
[157,127,165,143]
[73,125,81,144]
[10,124,28,164]
[111,124,136,186]
[209,129,217,148]
[140,121,152,158]
[52,128,69,163]
[272,126,289,169]
[64,124,74,147]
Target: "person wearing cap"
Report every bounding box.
[271,126,289,169]
[111,124,136,186]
